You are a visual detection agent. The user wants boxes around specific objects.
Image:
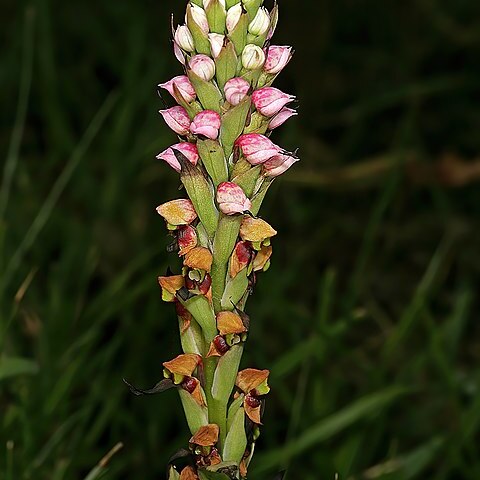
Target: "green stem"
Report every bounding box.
[211,215,243,312]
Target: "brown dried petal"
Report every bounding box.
[190,424,219,447]
[184,247,213,272]
[163,353,202,377]
[236,368,270,394]
[230,241,253,278]
[240,217,277,243]
[180,466,200,480]
[217,311,248,335]
[178,226,198,256]
[253,245,273,272]
[157,199,198,226]
[244,401,262,425]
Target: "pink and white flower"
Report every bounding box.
[157,142,199,172]
[224,77,250,106]
[226,3,243,33]
[159,75,196,104]
[208,33,225,58]
[235,133,281,165]
[189,54,216,81]
[264,46,293,75]
[175,25,195,52]
[217,182,252,215]
[190,110,221,140]
[252,87,295,117]
[263,152,299,177]
[159,106,191,136]
[268,107,298,130]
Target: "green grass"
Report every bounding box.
[2,1,480,479]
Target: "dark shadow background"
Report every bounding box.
[2,1,480,479]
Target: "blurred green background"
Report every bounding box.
[2,1,480,479]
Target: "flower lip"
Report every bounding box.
[268,107,298,130]
[263,151,300,178]
[190,110,221,140]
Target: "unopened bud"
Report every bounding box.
[226,3,243,33]
[264,45,293,74]
[241,44,265,70]
[252,87,295,117]
[189,54,216,81]
[208,33,225,58]
[248,7,270,36]
[235,133,280,165]
[159,106,191,136]
[188,4,209,35]
[216,182,252,215]
[268,107,297,130]
[159,75,197,104]
[190,110,222,140]
[175,25,195,52]
[224,77,250,105]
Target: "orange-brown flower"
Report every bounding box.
[240,217,277,247]
[184,247,213,273]
[230,241,254,278]
[159,275,185,302]
[207,311,249,357]
[157,199,198,228]
[252,245,273,272]
[236,368,270,424]
[180,466,200,480]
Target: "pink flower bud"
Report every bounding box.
[252,87,295,117]
[226,3,243,33]
[159,75,196,104]
[224,77,250,106]
[159,106,191,136]
[264,46,293,74]
[208,33,225,58]
[156,142,199,172]
[188,4,209,35]
[263,152,299,177]
[190,110,221,140]
[217,182,252,215]
[235,134,281,165]
[175,25,195,52]
[268,107,297,130]
[189,54,216,81]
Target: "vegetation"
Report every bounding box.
[1,1,479,479]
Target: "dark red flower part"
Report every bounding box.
[213,336,230,355]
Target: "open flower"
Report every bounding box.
[158,275,185,302]
[236,369,270,424]
[159,106,191,136]
[189,424,222,467]
[156,142,199,172]
[235,133,281,165]
[263,152,299,177]
[264,45,293,74]
[190,110,221,139]
[224,77,250,106]
[159,75,197,104]
[207,311,249,357]
[252,87,295,117]
[184,247,213,273]
[240,217,277,247]
[163,354,205,406]
[216,182,252,215]
[157,199,198,228]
